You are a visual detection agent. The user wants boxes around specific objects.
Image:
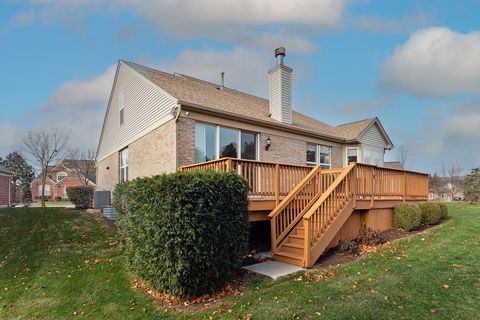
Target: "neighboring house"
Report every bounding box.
[96,51,393,192]
[0,166,13,207]
[31,160,96,200]
[429,184,464,202]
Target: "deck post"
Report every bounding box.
[274,163,280,205]
[403,172,407,203]
[370,168,374,208]
[352,166,357,208]
[303,218,310,268]
[226,158,232,172]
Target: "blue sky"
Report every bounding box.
[1,0,479,173]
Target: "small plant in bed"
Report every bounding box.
[357,223,381,245]
[337,240,360,255]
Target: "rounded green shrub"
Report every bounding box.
[418,202,441,225]
[113,170,250,298]
[437,203,448,219]
[393,203,422,231]
[66,186,94,209]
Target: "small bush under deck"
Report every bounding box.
[179,158,429,267]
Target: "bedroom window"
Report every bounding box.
[120,148,128,182]
[194,122,257,163]
[119,89,125,126]
[306,143,332,169]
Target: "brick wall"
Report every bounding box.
[0,175,10,206]
[176,116,195,167]
[96,152,119,191]
[129,119,175,178]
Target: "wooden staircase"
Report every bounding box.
[270,163,356,268]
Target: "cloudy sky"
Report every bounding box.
[1,0,479,173]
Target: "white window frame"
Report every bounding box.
[196,122,258,162]
[120,148,128,182]
[56,171,67,182]
[346,147,359,166]
[119,89,125,126]
[306,143,332,169]
[62,187,68,199]
[38,184,51,197]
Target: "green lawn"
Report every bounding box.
[1,204,479,319]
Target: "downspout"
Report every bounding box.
[8,176,11,207]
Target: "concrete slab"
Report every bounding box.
[243,261,304,280]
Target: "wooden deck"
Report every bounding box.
[179,158,429,268]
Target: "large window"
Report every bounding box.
[195,123,217,163]
[346,148,358,165]
[120,148,128,182]
[119,89,125,126]
[364,149,383,166]
[194,123,257,163]
[306,143,332,169]
[219,127,238,158]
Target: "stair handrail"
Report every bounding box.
[268,165,321,218]
[303,162,356,221]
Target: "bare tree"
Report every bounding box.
[441,162,464,201]
[23,128,69,207]
[66,147,96,186]
[396,145,410,169]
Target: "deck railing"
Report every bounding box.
[302,163,429,267]
[179,158,312,202]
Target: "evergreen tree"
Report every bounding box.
[464,168,480,203]
[0,151,36,202]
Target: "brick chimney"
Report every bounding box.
[268,47,292,125]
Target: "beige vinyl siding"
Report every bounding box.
[359,123,389,147]
[358,123,389,166]
[96,61,178,161]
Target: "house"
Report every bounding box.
[31,160,96,200]
[96,48,428,267]
[0,166,13,207]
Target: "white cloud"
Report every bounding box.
[0,65,116,158]
[336,99,390,115]
[8,8,36,28]
[392,100,480,173]
[352,11,433,34]
[379,27,480,97]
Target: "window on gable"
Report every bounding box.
[119,89,125,125]
[57,172,67,182]
[120,148,128,182]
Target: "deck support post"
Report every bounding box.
[402,172,407,203]
[303,218,310,268]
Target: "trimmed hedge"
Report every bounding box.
[66,186,94,209]
[419,202,441,225]
[438,203,449,219]
[113,170,250,298]
[393,203,422,231]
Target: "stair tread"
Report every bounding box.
[289,234,304,239]
[275,250,304,260]
[282,242,304,249]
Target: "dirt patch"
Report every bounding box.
[131,270,254,312]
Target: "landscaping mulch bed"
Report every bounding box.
[315,220,446,268]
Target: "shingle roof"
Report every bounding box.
[383,161,404,170]
[123,61,377,142]
[0,166,13,175]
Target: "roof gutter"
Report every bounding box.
[178,100,353,144]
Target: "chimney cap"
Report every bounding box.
[275,47,286,58]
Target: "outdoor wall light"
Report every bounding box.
[265,137,272,151]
